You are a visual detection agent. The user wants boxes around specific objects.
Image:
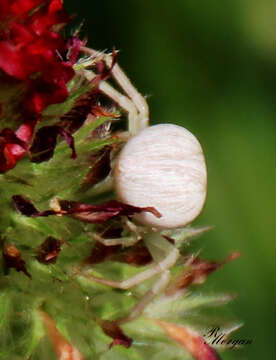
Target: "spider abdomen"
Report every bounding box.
[114,123,207,229]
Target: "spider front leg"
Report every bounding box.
[79,233,179,290]
[88,218,145,247]
[80,47,149,134]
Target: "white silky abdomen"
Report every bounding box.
[114,124,207,229]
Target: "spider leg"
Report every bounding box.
[88,217,146,247]
[79,234,179,289]
[90,232,141,247]
[118,270,171,323]
[81,47,149,134]
[83,68,139,133]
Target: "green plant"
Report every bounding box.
[0,1,240,359]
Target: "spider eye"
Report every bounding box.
[114,123,207,229]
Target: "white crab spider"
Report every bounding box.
[81,47,207,230]
[78,47,207,319]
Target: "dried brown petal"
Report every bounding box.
[99,319,132,349]
[30,125,76,163]
[86,237,152,267]
[85,242,121,265]
[113,240,152,266]
[83,146,112,188]
[166,252,241,296]
[12,195,57,217]
[98,223,123,239]
[36,237,62,264]
[41,311,83,360]
[13,195,161,224]
[156,320,220,360]
[162,235,175,245]
[59,199,161,223]
[2,244,31,278]
[60,90,100,133]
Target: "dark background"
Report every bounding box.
[65,1,276,358]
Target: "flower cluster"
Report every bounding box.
[0,0,76,173]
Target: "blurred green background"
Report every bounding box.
[66,1,276,358]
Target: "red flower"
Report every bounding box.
[0,0,42,20]
[0,1,71,82]
[0,123,34,173]
[0,0,74,112]
[0,0,77,172]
